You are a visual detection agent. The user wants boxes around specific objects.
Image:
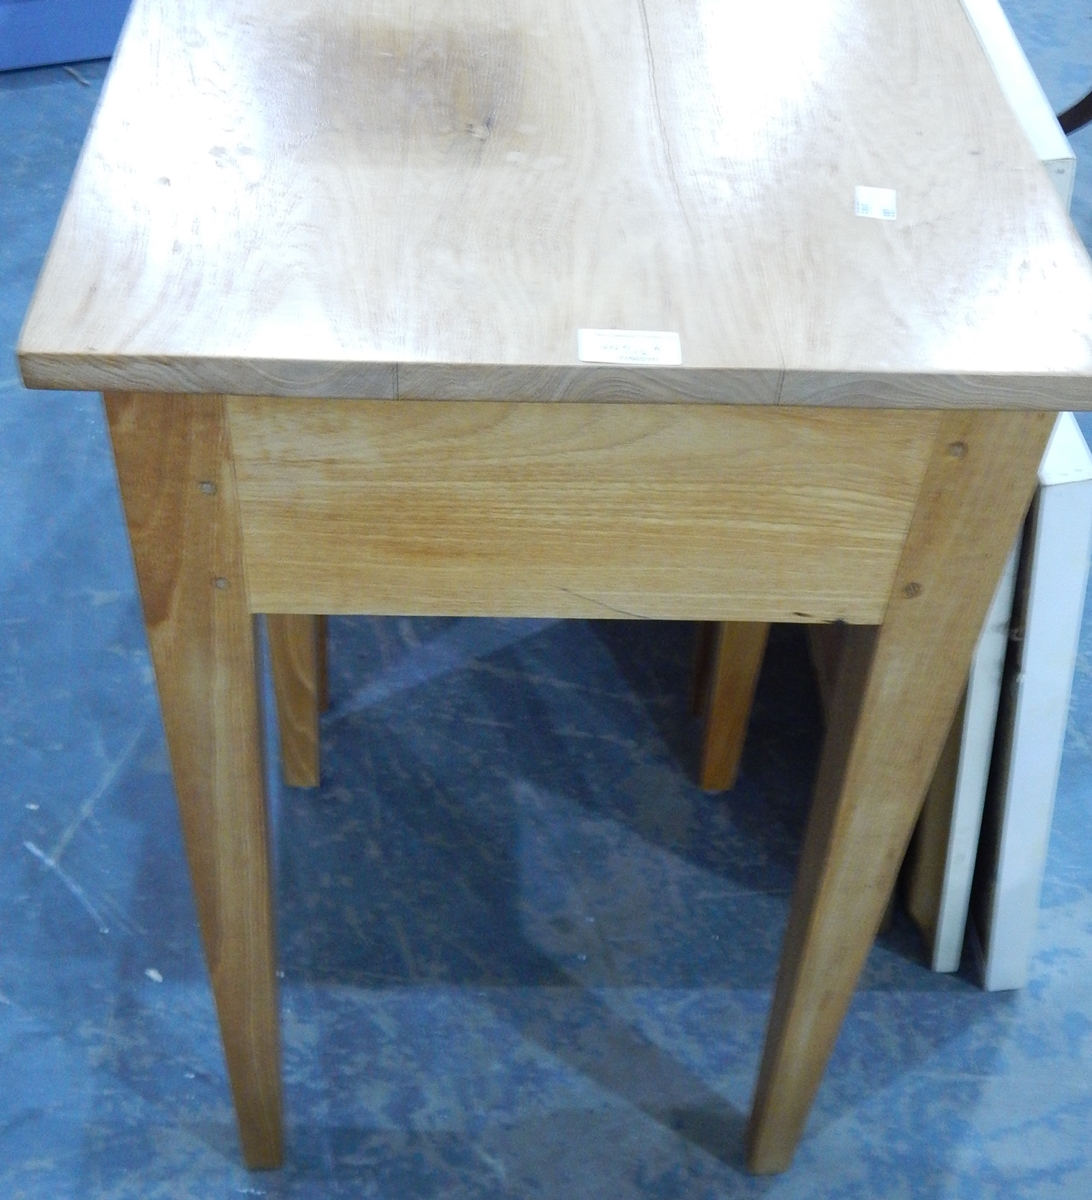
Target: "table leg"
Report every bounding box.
[745,410,1054,1173]
[691,622,717,716]
[805,623,846,723]
[267,614,323,788]
[698,622,770,791]
[104,392,284,1170]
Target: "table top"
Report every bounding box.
[17,0,1092,406]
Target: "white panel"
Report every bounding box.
[1037,410,1092,486]
[978,474,1092,990]
[930,545,1019,972]
[922,1,1080,979]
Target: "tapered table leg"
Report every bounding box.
[267,614,322,788]
[698,622,770,791]
[805,624,846,723]
[745,410,1054,1173]
[691,621,717,716]
[105,391,284,1170]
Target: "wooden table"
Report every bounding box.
[18,0,1092,1175]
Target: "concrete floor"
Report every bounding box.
[2,4,1092,1197]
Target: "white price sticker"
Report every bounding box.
[577,329,682,365]
[854,185,897,220]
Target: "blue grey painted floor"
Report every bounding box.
[2,5,1092,1197]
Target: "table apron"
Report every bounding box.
[224,398,941,622]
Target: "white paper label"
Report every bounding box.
[577,328,682,365]
[854,185,897,220]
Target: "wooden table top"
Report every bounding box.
[17,0,1092,406]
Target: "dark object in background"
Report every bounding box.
[1058,88,1092,134]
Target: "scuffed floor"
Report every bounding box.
[2,5,1092,1196]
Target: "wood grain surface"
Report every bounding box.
[17,0,1092,405]
[698,622,770,791]
[267,614,322,788]
[904,690,967,941]
[103,392,284,1169]
[806,623,848,722]
[745,409,1054,1173]
[226,399,938,620]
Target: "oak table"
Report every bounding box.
[18,0,1092,1175]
